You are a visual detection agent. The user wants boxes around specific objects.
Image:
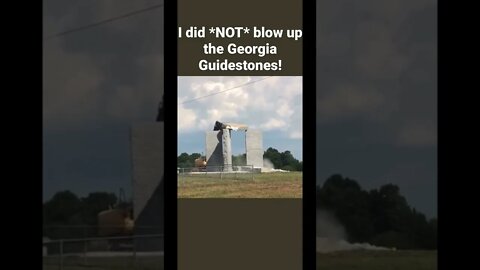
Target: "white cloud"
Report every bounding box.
[178,97,197,132]
[276,100,294,117]
[290,130,303,139]
[262,118,287,130]
[178,76,302,139]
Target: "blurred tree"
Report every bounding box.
[178,148,303,170]
[80,192,117,226]
[280,151,301,171]
[177,152,202,168]
[43,190,81,224]
[296,161,303,171]
[43,190,82,239]
[263,147,302,171]
[264,147,282,168]
[316,174,437,249]
[177,152,191,168]
[232,153,246,166]
[318,174,373,242]
[44,190,119,238]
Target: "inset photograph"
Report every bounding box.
[178,76,302,198]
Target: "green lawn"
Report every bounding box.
[43,250,436,270]
[43,256,163,270]
[316,250,437,270]
[178,172,302,198]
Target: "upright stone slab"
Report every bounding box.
[205,131,223,171]
[222,129,232,172]
[131,123,164,251]
[246,129,263,169]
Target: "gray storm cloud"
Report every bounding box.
[315,0,437,218]
[43,0,165,127]
[316,0,437,147]
[43,0,165,199]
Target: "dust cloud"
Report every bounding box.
[316,209,391,253]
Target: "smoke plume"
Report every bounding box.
[316,209,391,253]
[263,159,274,170]
[261,158,289,172]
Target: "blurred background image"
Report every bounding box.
[42,0,437,269]
[315,0,437,269]
[43,1,165,269]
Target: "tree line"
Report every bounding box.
[317,174,437,250]
[43,191,125,239]
[177,147,303,171]
[44,173,437,250]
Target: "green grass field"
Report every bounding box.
[177,172,302,198]
[43,250,436,270]
[316,250,437,270]
[43,256,163,270]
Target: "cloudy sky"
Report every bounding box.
[43,0,165,201]
[316,0,437,217]
[43,0,437,217]
[178,76,302,158]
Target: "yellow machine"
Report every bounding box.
[195,157,207,168]
[97,207,134,237]
[97,189,134,237]
[194,157,207,171]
